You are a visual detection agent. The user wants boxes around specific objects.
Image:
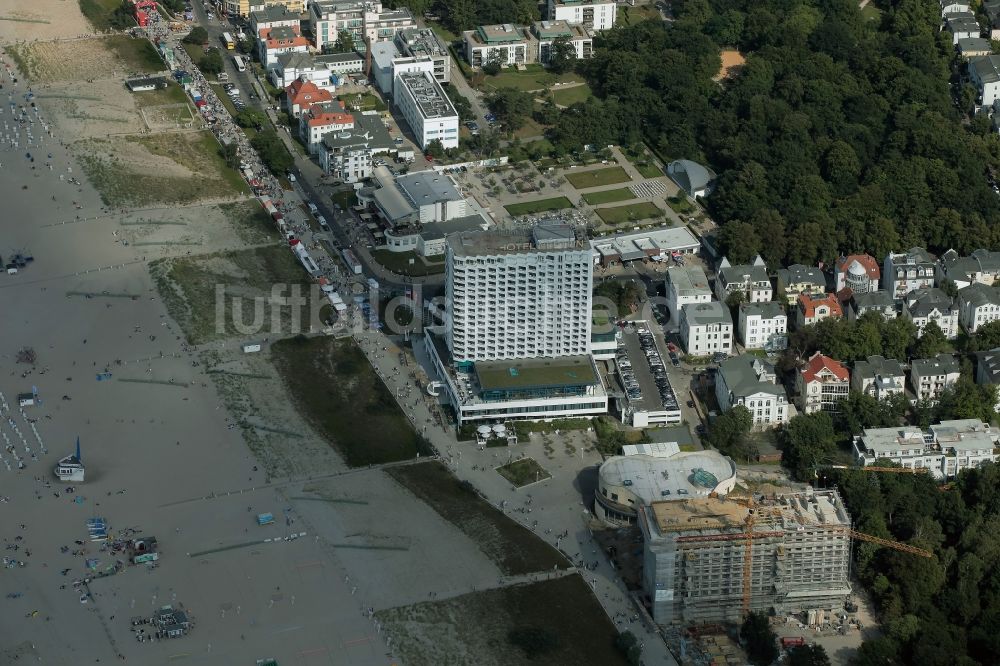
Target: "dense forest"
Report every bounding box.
[831,464,1000,666]
[562,0,1000,266]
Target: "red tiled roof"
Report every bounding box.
[801,352,849,384]
[307,112,353,127]
[798,292,843,319]
[285,79,332,107]
[836,254,880,280]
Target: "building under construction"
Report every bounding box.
[638,488,853,625]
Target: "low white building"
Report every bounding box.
[590,227,700,267]
[394,70,459,149]
[852,419,999,479]
[958,283,1000,333]
[665,265,711,331]
[715,256,771,303]
[851,355,906,401]
[679,302,733,356]
[715,356,789,429]
[424,326,609,425]
[903,287,959,339]
[594,448,737,526]
[547,0,616,31]
[910,354,961,404]
[737,301,787,351]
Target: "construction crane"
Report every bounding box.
[678,495,934,619]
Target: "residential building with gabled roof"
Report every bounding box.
[975,348,1000,411]
[797,293,842,327]
[969,54,1000,110]
[910,354,961,404]
[834,254,880,294]
[958,283,1000,333]
[797,352,849,414]
[715,356,789,429]
[883,248,936,300]
[776,264,826,305]
[903,287,959,339]
[938,248,1000,289]
[715,255,771,303]
[679,302,732,356]
[284,77,334,117]
[665,265,711,331]
[851,355,906,401]
[298,100,354,154]
[849,291,897,321]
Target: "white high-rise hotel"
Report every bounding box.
[423,224,608,425]
[446,225,593,362]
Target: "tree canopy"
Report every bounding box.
[564,0,1000,264]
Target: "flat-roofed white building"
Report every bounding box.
[394,70,459,149]
[595,449,737,526]
[464,24,530,68]
[590,227,700,267]
[852,419,999,478]
[665,265,711,331]
[547,0,616,31]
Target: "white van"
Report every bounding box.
[306,202,319,216]
[316,215,329,229]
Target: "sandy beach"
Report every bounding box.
[0,5,400,663]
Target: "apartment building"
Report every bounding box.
[970,54,1000,109]
[776,264,825,305]
[679,302,733,356]
[639,490,852,624]
[547,0,616,31]
[958,283,1000,333]
[883,248,936,300]
[737,302,787,351]
[975,348,1000,411]
[464,24,530,68]
[249,4,301,34]
[532,20,593,63]
[257,25,310,67]
[903,287,959,339]
[308,0,413,51]
[796,352,849,414]
[665,265,711,330]
[910,354,961,404]
[393,70,459,149]
[849,291,897,321]
[852,419,999,479]
[939,248,1000,289]
[715,356,789,429]
[316,112,394,183]
[715,257,772,303]
[284,77,334,117]
[851,355,906,401]
[946,12,981,45]
[235,0,304,20]
[395,27,450,83]
[834,253,880,294]
[797,292,842,327]
[298,100,354,154]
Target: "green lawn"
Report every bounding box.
[272,337,430,466]
[496,458,552,487]
[338,92,387,112]
[387,461,568,575]
[617,4,663,24]
[105,35,164,73]
[482,66,585,92]
[636,162,662,178]
[210,83,239,116]
[583,187,635,205]
[596,202,665,225]
[131,81,189,108]
[182,42,205,63]
[504,196,574,216]
[331,189,358,209]
[372,250,446,277]
[551,84,593,107]
[666,195,695,214]
[78,0,124,31]
[565,166,631,189]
